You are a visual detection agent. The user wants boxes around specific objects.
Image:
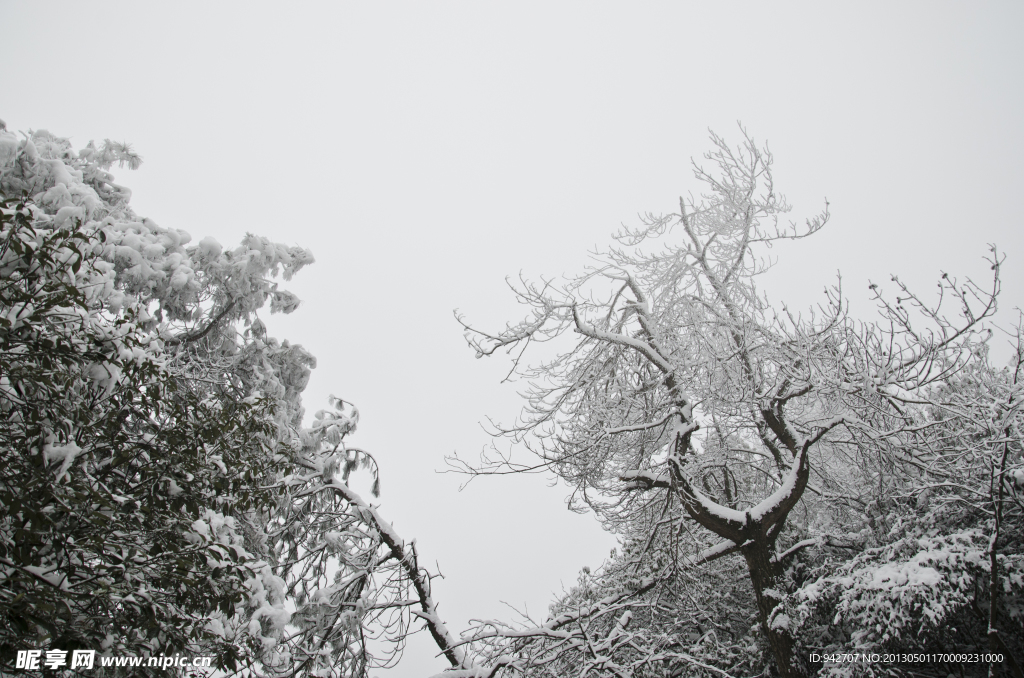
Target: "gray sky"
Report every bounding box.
[3,2,1023,675]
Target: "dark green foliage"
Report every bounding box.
[0,195,281,673]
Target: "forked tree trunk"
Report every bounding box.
[670,424,822,678]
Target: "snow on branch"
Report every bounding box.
[427,657,519,678]
[325,479,470,671]
[571,304,674,376]
[619,469,672,491]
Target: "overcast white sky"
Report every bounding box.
[3,2,1023,675]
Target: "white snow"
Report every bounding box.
[42,439,82,483]
[769,612,791,632]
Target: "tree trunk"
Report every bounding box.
[742,539,796,678]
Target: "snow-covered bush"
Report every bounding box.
[788,526,1020,650]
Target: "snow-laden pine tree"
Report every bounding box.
[0,125,442,677]
[446,129,1021,677]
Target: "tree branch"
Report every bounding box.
[164,299,238,346]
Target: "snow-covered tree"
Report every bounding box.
[448,129,1017,677]
[0,125,439,677]
[0,188,279,671]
